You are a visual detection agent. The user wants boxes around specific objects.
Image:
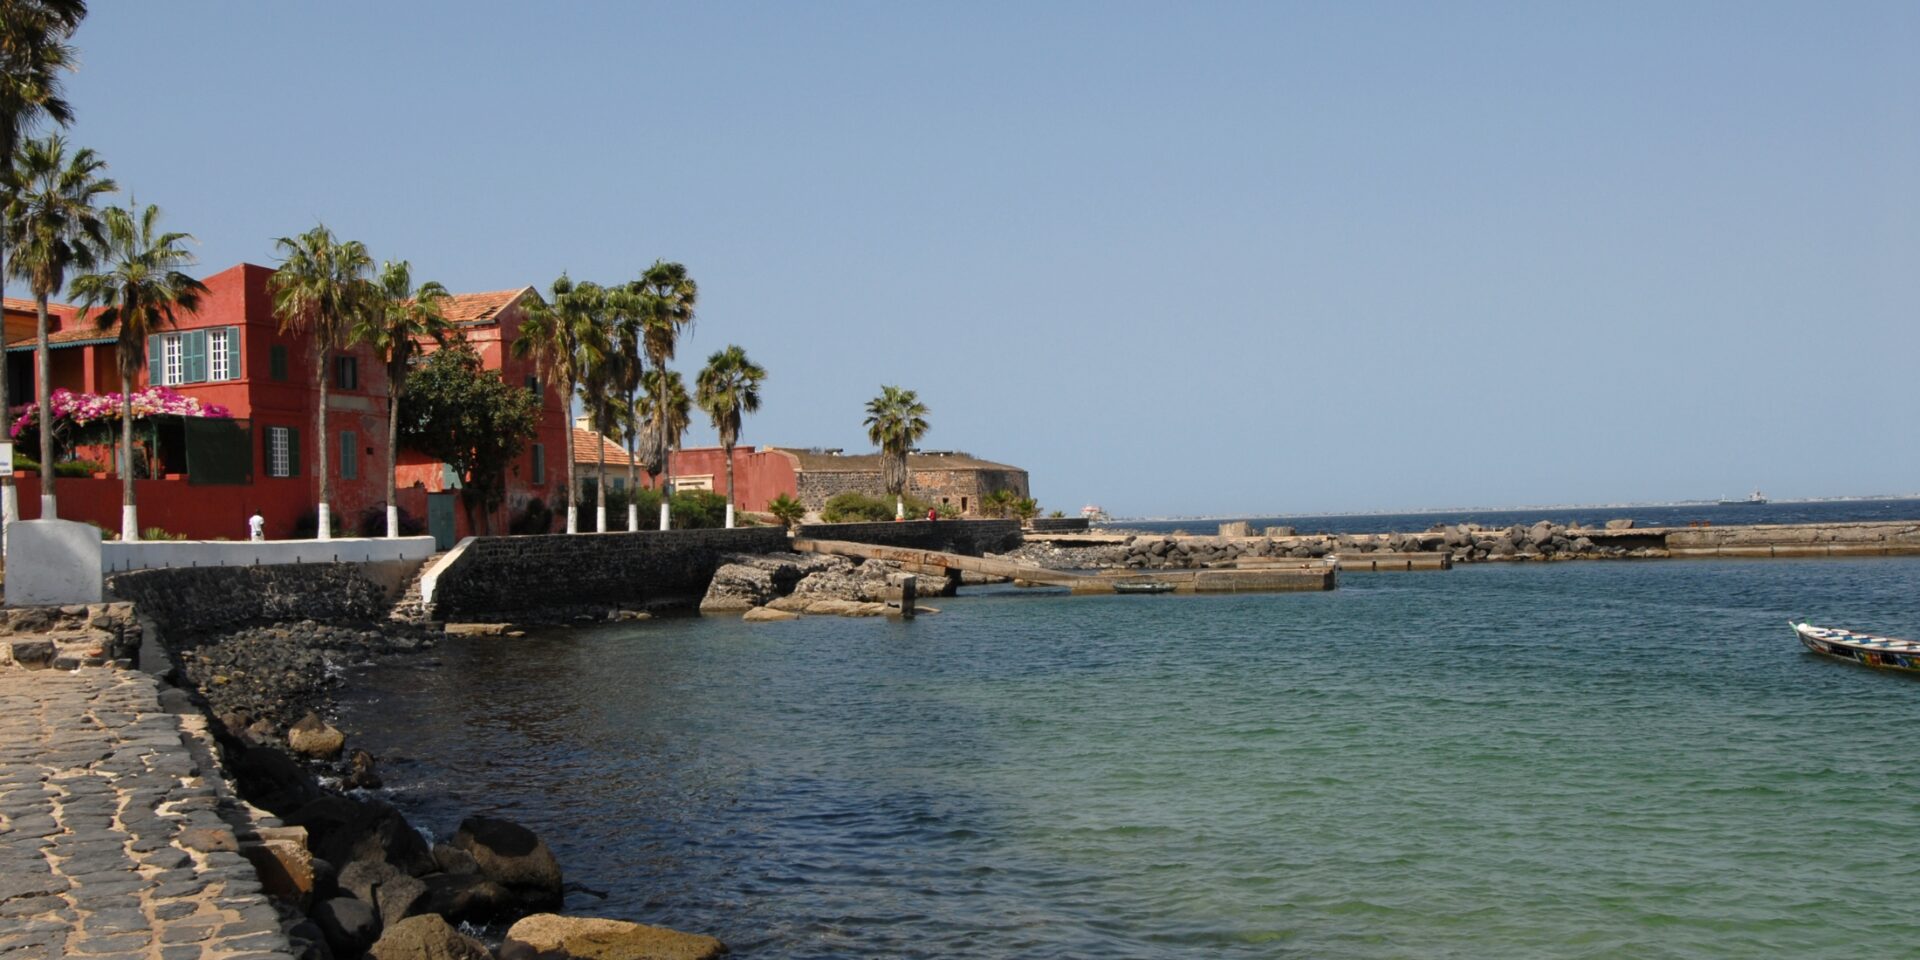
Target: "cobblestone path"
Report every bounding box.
[0,668,292,959]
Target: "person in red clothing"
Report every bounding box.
[927,507,938,521]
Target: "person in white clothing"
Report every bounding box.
[248,512,265,541]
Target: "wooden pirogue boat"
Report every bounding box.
[1792,622,1920,674]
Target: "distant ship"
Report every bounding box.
[1718,490,1769,505]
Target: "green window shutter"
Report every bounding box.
[263,426,274,475]
[340,430,357,479]
[270,345,287,381]
[145,335,161,382]
[288,427,301,476]
[182,330,209,383]
[532,443,545,485]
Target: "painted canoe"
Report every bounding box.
[1792,622,1920,674]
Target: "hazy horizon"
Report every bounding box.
[40,2,1920,516]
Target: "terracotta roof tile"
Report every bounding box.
[5,319,120,350]
[437,288,529,325]
[572,428,635,468]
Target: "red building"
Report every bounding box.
[3,266,567,544]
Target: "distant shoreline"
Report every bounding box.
[1109,494,1920,524]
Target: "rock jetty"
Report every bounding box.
[702,551,924,618]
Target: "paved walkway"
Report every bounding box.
[0,667,293,960]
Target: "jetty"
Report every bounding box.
[793,538,1337,594]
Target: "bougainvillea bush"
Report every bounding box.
[10,387,232,458]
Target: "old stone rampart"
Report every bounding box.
[426,527,790,620]
[105,562,408,635]
[794,519,1021,556]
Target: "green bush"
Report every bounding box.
[767,493,806,529]
[53,459,104,478]
[820,491,896,523]
[141,527,186,541]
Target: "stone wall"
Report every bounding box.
[425,527,790,620]
[795,468,1030,517]
[795,519,1022,556]
[106,562,406,636]
[1028,517,1090,533]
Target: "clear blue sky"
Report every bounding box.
[39,2,1920,516]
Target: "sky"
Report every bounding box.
[34,2,1920,516]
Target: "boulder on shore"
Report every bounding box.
[288,712,346,760]
[501,914,726,960]
[742,606,800,622]
[450,815,564,913]
[1605,518,1635,530]
[368,913,491,960]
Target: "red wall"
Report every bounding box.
[628,446,798,512]
[10,472,317,540]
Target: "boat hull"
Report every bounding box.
[1793,623,1920,674]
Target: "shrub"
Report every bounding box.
[510,497,556,535]
[767,493,806,529]
[356,505,426,538]
[290,509,340,539]
[820,491,896,523]
[53,459,104,478]
[141,526,186,541]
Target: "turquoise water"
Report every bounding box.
[340,559,1920,958]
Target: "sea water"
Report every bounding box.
[338,557,1920,958]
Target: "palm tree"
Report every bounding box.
[511,274,604,534]
[350,260,448,538]
[68,202,206,541]
[2,134,112,519]
[863,385,930,516]
[0,0,86,535]
[631,260,695,529]
[564,282,618,532]
[605,286,647,530]
[637,367,689,521]
[695,345,765,528]
[269,225,373,540]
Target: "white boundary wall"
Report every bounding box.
[3,519,438,606]
[101,535,436,573]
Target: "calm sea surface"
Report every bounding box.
[339,557,1920,958]
[1112,496,1920,535]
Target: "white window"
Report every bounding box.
[162,336,183,386]
[209,328,231,382]
[268,427,291,478]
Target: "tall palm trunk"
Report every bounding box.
[0,238,14,548]
[35,295,55,518]
[723,440,736,529]
[314,348,331,539]
[563,376,577,534]
[595,434,607,532]
[120,374,137,540]
[626,400,639,532]
[385,389,400,537]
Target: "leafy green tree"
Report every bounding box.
[269,224,373,540]
[350,260,448,537]
[863,385,930,508]
[694,344,765,528]
[767,492,805,529]
[630,260,695,528]
[68,201,206,540]
[511,274,605,534]
[2,133,112,518]
[398,338,540,535]
[0,0,86,533]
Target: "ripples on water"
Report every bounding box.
[338,559,1920,958]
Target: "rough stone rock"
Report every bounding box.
[422,872,519,924]
[293,795,435,876]
[377,873,432,927]
[742,606,800,622]
[805,599,887,617]
[501,914,727,960]
[1491,537,1518,557]
[369,914,492,960]
[443,623,513,637]
[181,827,238,852]
[765,595,813,613]
[1265,526,1296,537]
[288,712,346,760]
[432,843,479,876]
[339,860,402,905]
[450,815,563,912]
[1605,518,1635,530]
[6,639,54,668]
[1572,537,1595,552]
[313,896,381,956]
[243,838,316,905]
[698,563,779,612]
[346,748,383,790]
[1528,521,1555,545]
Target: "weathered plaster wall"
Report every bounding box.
[795,468,1030,517]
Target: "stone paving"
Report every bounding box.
[0,667,293,960]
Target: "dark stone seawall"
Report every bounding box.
[106,562,406,634]
[431,527,791,620]
[796,519,1022,556]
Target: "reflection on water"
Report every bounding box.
[339,558,1920,958]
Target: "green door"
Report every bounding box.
[427,492,457,551]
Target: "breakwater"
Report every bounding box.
[1018,519,1920,570]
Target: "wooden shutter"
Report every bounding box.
[288,427,300,476]
[183,330,209,383]
[145,335,161,382]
